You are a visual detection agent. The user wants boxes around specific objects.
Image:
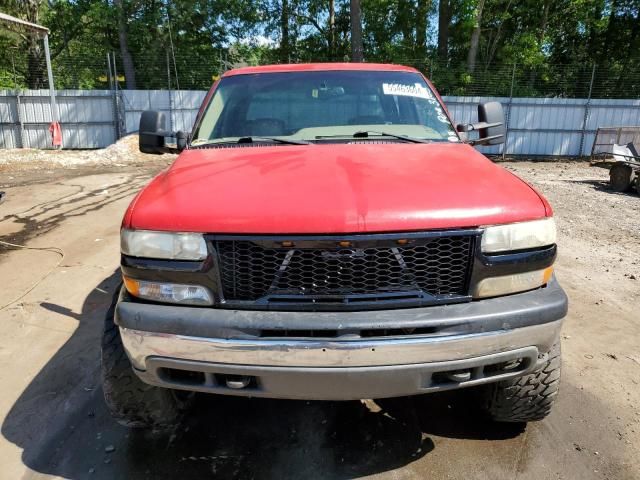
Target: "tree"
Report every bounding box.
[2,0,640,98]
[18,0,47,88]
[113,0,136,89]
[467,0,485,72]
[280,0,291,62]
[437,0,451,61]
[329,0,336,56]
[415,0,431,60]
[350,0,363,61]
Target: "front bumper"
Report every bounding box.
[116,279,567,400]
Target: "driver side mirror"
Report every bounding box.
[456,101,505,146]
[139,110,187,154]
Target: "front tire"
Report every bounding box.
[101,293,188,428]
[484,342,561,423]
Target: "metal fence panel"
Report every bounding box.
[121,90,206,135]
[2,89,640,156]
[0,89,116,149]
[0,93,19,148]
[587,99,640,130]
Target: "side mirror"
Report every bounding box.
[139,110,168,154]
[456,101,505,146]
[139,111,188,154]
[477,101,505,145]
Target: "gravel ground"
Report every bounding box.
[505,161,640,282]
[0,147,639,480]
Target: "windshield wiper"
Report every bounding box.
[315,131,431,144]
[192,136,311,148]
[353,131,432,143]
[237,136,311,145]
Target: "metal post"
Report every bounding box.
[11,55,17,87]
[166,51,174,132]
[15,92,24,148]
[108,53,119,141]
[502,63,516,160]
[579,64,596,157]
[42,34,59,123]
[106,53,113,90]
[111,53,122,140]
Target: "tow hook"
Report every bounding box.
[224,375,252,389]
[445,370,472,382]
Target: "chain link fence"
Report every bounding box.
[2,51,640,153]
[2,52,640,99]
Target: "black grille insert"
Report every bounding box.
[212,233,476,306]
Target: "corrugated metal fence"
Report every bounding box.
[0,90,117,149]
[2,89,640,156]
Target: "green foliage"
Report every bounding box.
[0,0,638,97]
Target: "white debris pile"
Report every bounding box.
[0,135,165,166]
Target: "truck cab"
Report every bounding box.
[102,63,567,428]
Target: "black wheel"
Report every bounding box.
[101,289,190,428]
[609,163,633,192]
[484,342,561,423]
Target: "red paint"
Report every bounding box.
[124,64,552,234]
[223,63,419,77]
[124,142,548,234]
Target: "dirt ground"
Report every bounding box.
[0,145,639,480]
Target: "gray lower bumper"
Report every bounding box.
[116,281,567,400]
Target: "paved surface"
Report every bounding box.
[0,159,639,479]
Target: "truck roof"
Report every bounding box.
[223,63,420,77]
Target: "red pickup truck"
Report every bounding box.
[102,63,567,428]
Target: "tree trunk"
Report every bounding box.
[602,0,618,65]
[329,0,335,58]
[114,0,137,89]
[280,0,290,62]
[415,0,431,60]
[539,0,550,44]
[26,36,45,89]
[397,0,414,52]
[22,0,46,89]
[485,0,513,69]
[437,0,450,61]
[467,0,485,73]
[350,0,364,62]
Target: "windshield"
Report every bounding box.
[191,70,459,145]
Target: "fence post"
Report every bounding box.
[502,63,516,160]
[579,64,596,157]
[110,53,123,141]
[15,90,24,148]
[166,51,174,133]
[11,55,17,87]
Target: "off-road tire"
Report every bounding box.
[485,342,561,423]
[609,163,633,192]
[101,292,187,428]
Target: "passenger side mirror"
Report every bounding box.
[139,110,187,154]
[456,101,505,146]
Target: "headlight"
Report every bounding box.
[123,276,214,305]
[121,229,207,260]
[481,218,556,253]
[473,266,554,298]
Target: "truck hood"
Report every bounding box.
[126,143,548,233]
